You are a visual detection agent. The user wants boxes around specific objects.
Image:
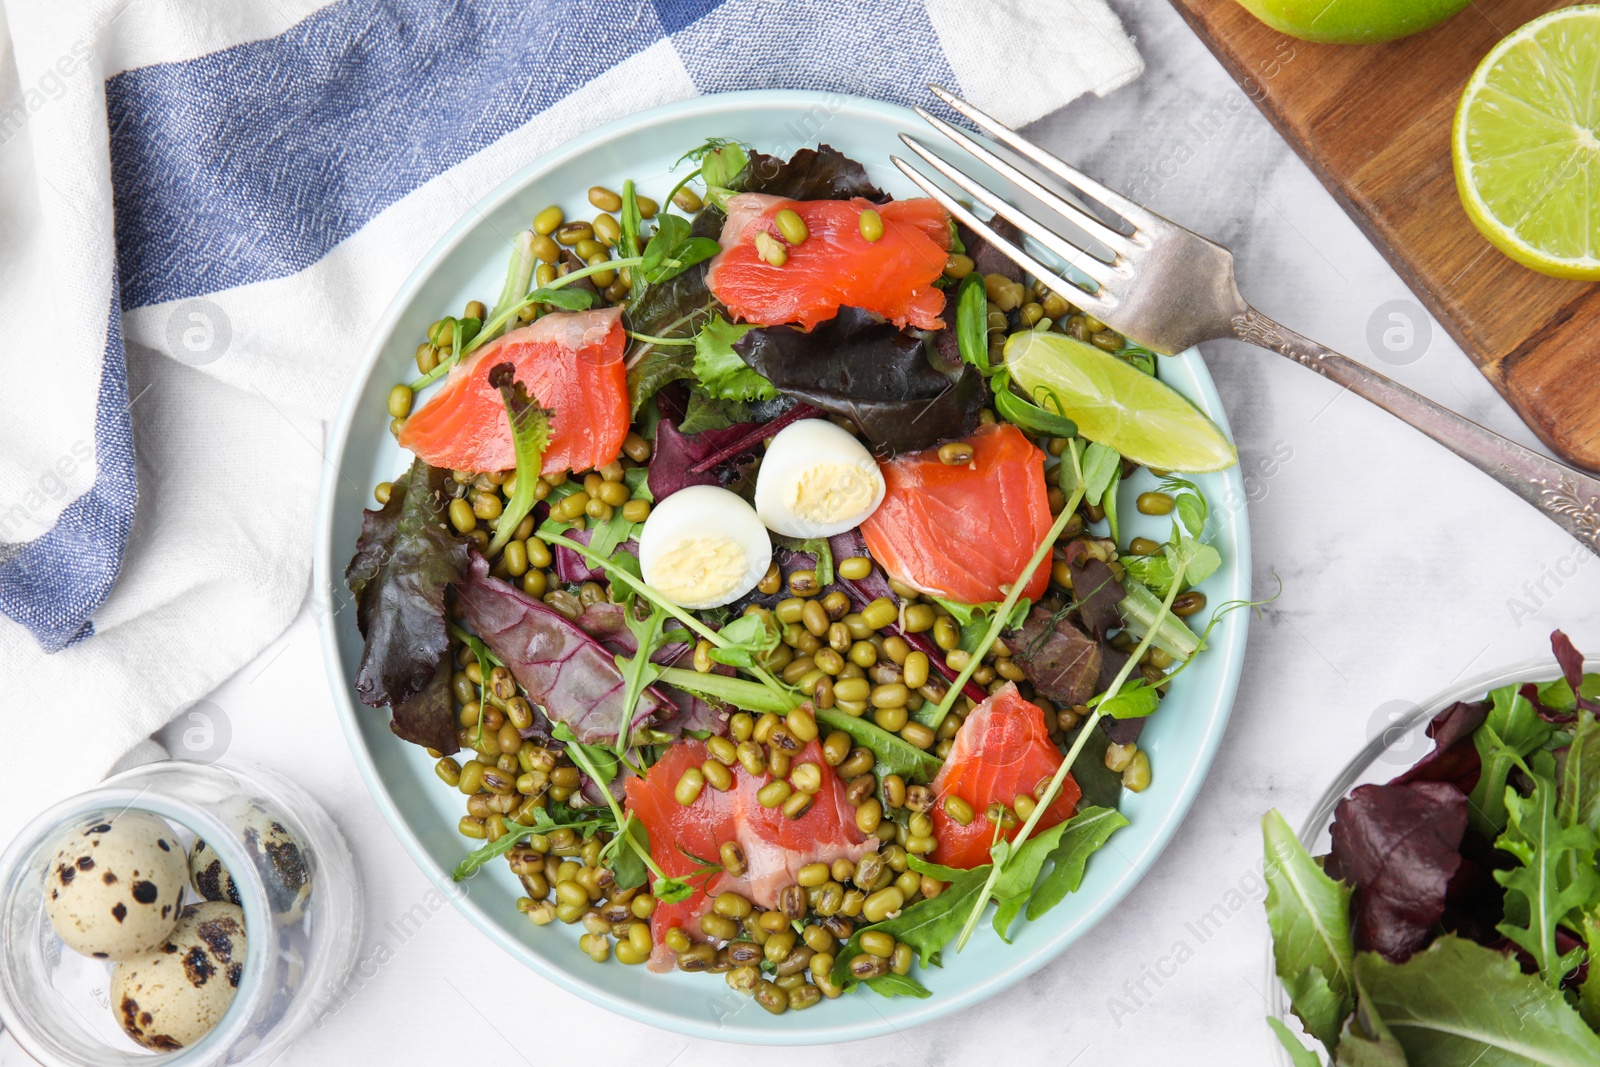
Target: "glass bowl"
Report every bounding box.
[0,759,362,1066]
[1265,655,1571,1064]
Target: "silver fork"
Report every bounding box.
[896,85,1600,556]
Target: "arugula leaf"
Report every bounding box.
[815,705,942,784]
[1268,1019,1325,1067]
[1493,753,1600,984]
[1097,680,1160,719]
[706,610,782,670]
[609,816,650,891]
[832,864,992,984]
[640,213,721,285]
[452,802,616,881]
[611,605,666,759]
[1081,443,1121,508]
[1560,710,1600,833]
[553,722,620,787]
[863,973,932,999]
[1468,684,1556,835]
[1263,809,1356,1053]
[486,365,555,555]
[989,819,1071,941]
[1356,935,1600,1063]
[691,316,774,401]
[1335,983,1407,1067]
[1025,806,1129,920]
[584,509,639,563]
[527,286,594,311]
[991,371,1079,439]
[656,665,798,715]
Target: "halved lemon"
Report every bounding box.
[1453,6,1600,281]
[1003,332,1237,473]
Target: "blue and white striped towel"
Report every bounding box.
[0,0,1141,835]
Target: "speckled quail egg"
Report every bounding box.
[43,812,187,961]
[110,901,248,1051]
[754,419,885,538]
[189,801,312,924]
[638,484,772,609]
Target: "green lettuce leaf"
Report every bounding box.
[1580,909,1600,1031]
[486,364,554,555]
[1560,710,1600,834]
[1263,809,1356,1052]
[691,316,774,401]
[1269,1018,1326,1067]
[1356,935,1600,1065]
[1335,982,1408,1067]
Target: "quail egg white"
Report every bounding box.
[111,901,248,1051]
[754,419,885,538]
[189,800,312,925]
[43,812,187,961]
[638,484,772,609]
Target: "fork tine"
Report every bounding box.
[927,84,1158,231]
[908,109,1135,258]
[889,155,1115,320]
[898,134,1122,291]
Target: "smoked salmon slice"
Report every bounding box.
[397,307,628,474]
[861,422,1052,605]
[626,734,869,966]
[706,193,951,331]
[929,683,1080,870]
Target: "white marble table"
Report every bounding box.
[8,3,1597,1064]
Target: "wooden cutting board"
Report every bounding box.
[1169,0,1600,470]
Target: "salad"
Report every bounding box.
[345,138,1243,1011]
[1265,630,1600,1064]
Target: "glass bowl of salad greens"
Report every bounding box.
[315,89,1255,1043]
[1264,631,1600,1065]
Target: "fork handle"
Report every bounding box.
[1232,308,1600,556]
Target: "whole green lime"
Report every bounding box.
[1235,0,1471,43]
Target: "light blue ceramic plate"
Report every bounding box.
[314,90,1252,1044]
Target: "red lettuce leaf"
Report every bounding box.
[1324,781,1469,963]
[1008,605,1102,707]
[1393,699,1490,791]
[741,144,885,202]
[734,307,987,455]
[345,458,470,711]
[957,216,1024,285]
[1070,558,1125,640]
[386,656,461,756]
[568,600,728,736]
[1550,629,1598,715]
[455,553,675,745]
[648,415,760,501]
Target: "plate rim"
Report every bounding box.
[313,87,1253,1044]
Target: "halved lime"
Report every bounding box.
[1236,0,1470,44]
[1453,6,1600,281]
[1004,332,1237,472]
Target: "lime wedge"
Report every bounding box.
[1004,332,1237,473]
[1453,6,1600,281]
[1237,0,1469,44]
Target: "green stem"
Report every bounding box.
[409,256,646,390]
[561,736,666,882]
[952,557,1187,952]
[662,167,702,217]
[627,331,696,346]
[925,487,1084,728]
[541,531,793,704]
